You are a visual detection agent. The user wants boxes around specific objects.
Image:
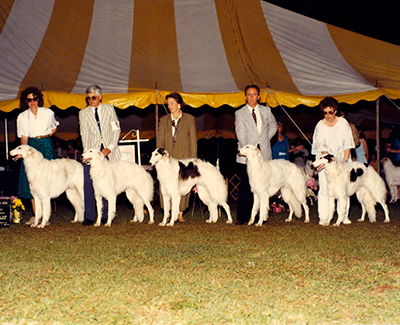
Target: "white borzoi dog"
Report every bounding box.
[312,154,390,226]
[149,148,233,226]
[382,157,400,203]
[10,145,84,228]
[81,149,154,227]
[238,144,310,226]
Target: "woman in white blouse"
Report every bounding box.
[16,87,58,222]
[311,97,354,225]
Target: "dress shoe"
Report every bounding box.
[25,217,50,226]
[82,219,94,226]
[235,220,247,225]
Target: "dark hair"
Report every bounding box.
[244,84,260,95]
[391,125,400,139]
[319,96,339,112]
[338,108,348,118]
[166,92,185,109]
[20,87,44,109]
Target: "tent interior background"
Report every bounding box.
[2,95,400,182]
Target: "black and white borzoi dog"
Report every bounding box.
[312,154,390,225]
[382,157,400,203]
[10,145,84,228]
[238,144,310,226]
[81,149,154,227]
[149,148,233,226]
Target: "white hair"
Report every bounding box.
[85,85,102,96]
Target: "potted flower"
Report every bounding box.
[10,196,25,224]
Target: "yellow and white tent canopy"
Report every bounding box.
[1,0,400,112]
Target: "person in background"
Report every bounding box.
[67,139,80,161]
[79,84,121,225]
[271,121,289,160]
[235,84,277,225]
[312,97,354,225]
[369,153,377,171]
[156,92,197,223]
[339,109,360,149]
[354,128,368,164]
[15,87,58,225]
[290,137,309,167]
[386,125,400,166]
[54,137,67,158]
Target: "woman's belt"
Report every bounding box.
[32,134,51,139]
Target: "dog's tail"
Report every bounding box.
[281,187,302,218]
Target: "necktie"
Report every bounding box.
[95,107,101,133]
[252,109,257,126]
[95,107,106,154]
[172,119,178,143]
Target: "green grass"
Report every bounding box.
[1,197,400,324]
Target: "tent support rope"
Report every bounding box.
[155,89,169,115]
[265,88,312,146]
[384,95,400,111]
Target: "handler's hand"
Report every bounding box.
[102,148,111,157]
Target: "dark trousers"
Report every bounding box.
[236,163,253,223]
[83,164,108,222]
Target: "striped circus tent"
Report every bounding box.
[1,0,400,114]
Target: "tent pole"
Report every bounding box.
[155,103,159,135]
[5,118,9,162]
[376,97,380,174]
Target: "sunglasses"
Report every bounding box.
[86,96,98,101]
[323,110,335,116]
[26,97,38,103]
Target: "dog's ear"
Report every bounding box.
[27,147,35,157]
[157,148,169,158]
[325,154,335,163]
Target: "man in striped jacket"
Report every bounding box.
[79,85,121,225]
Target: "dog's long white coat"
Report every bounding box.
[82,149,154,227]
[382,157,400,203]
[10,145,84,228]
[239,144,310,226]
[150,148,233,226]
[313,155,389,226]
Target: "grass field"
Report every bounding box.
[1,196,400,324]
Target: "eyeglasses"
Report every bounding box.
[26,97,38,103]
[86,96,98,101]
[323,110,335,116]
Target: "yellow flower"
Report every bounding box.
[12,198,25,211]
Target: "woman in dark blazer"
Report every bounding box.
[156,92,197,222]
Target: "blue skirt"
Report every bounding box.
[17,138,56,199]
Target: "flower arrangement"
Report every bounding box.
[10,196,25,224]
